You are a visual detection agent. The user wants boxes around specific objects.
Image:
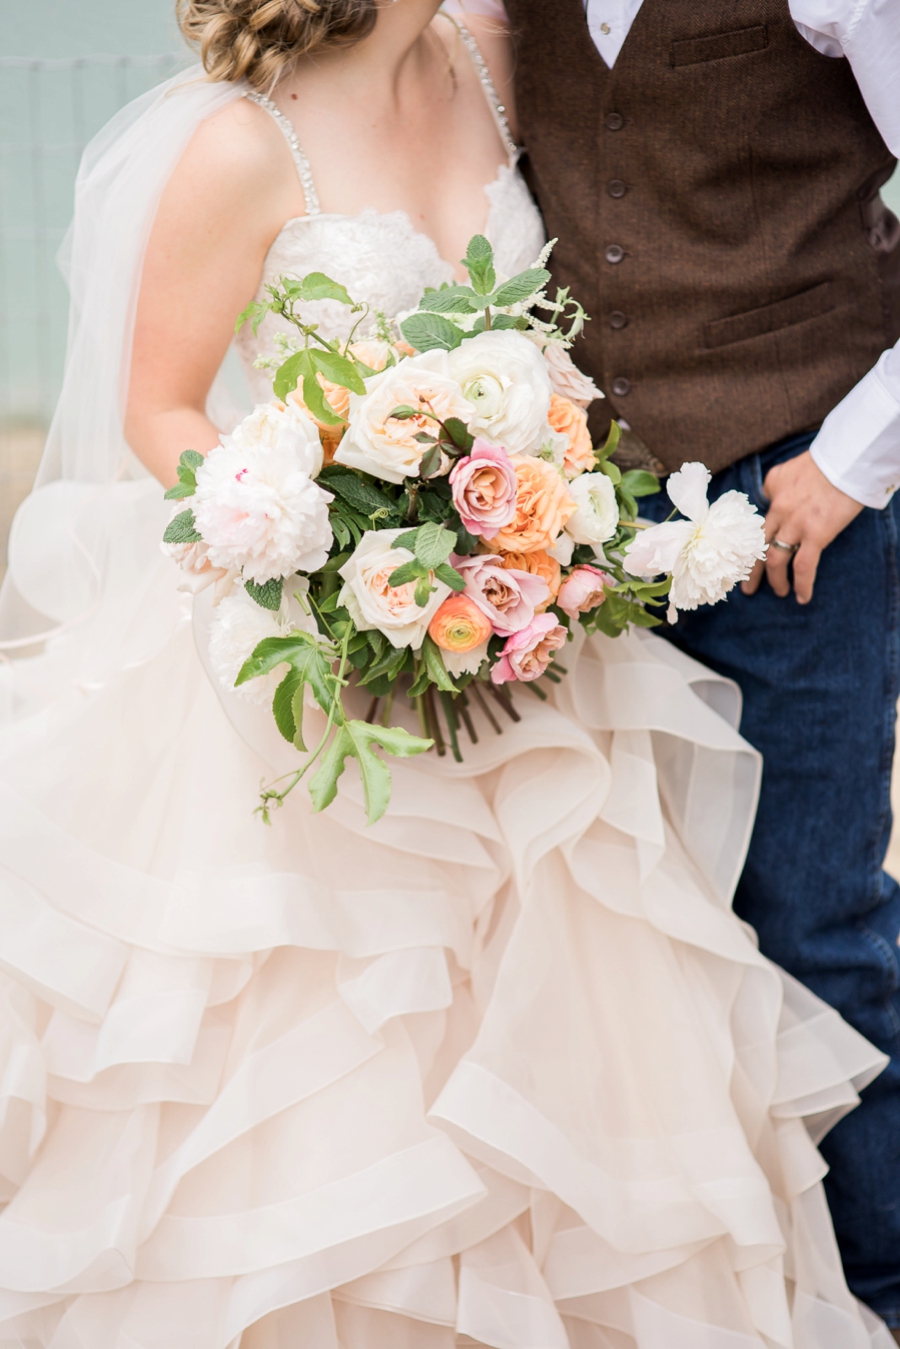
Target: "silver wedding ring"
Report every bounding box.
[771,538,800,554]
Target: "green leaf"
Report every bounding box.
[413,521,457,569]
[235,299,271,336]
[272,670,306,749]
[490,268,551,307]
[272,349,309,401]
[310,720,433,824]
[393,528,420,552]
[302,368,344,427]
[296,271,355,306]
[180,450,203,471]
[235,631,336,714]
[400,312,466,353]
[418,444,442,479]
[308,724,354,814]
[244,577,283,611]
[310,348,366,396]
[387,560,427,588]
[596,419,622,464]
[620,469,660,499]
[601,459,622,485]
[387,405,421,420]
[421,633,458,693]
[322,470,395,518]
[415,576,434,607]
[319,550,351,572]
[441,417,474,451]
[417,285,479,314]
[163,509,202,545]
[464,234,496,295]
[164,482,195,500]
[434,562,466,592]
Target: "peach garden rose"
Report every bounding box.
[491,456,576,555]
[499,549,562,604]
[548,393,595,479]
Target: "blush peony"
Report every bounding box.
[194,410,334,584]
[491,456,576,555]
[557,564,612,620]
[208,582,316,705]
[624,462,767,620]
[338,529,451,649]
[448,330,552,456]
[491,613,567,685]
[449,439,517,538]
[452,553,549,635]
[337,350,470,484]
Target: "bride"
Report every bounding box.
[0,1,892,1345]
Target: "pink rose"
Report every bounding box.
[557,564,612,620]
[452,553,550,636]
[491,613,567,684]
[449,438,517,539]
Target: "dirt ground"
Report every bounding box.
[3,424,900,880]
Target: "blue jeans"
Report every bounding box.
[641,431,900,1323]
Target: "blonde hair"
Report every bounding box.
[177,0,380,91]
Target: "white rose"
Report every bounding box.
[624,462,767,619]
[565,471,619,551]
[338,528,451,650]
[208,580,317,704]
[448,330,553,456]
[194,421,333,584]
[230,400,324,478]
[337,351,471,484]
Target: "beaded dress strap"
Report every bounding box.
[244,90,321,216]
[453,21,518,165]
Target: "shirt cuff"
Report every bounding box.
[809,350,900,510]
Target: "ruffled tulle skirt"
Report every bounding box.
[0,520,891,1348]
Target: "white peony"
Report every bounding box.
[624,462,767,618]
[532,336,604,409]
[208,581,317,704]
[448,330,552,456]
[338,528,451,650]
[338,350,471,484]
[565,471,619,552]
[194,410,333,584]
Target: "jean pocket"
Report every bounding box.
[741,453,770,514]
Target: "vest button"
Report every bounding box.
[607,179,627,199]
[605,244,625,264]
[611,377,632,397]
[609,310,628,329]
[605,112,625,131]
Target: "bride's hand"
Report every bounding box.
[740,450,863,604]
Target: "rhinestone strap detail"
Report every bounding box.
[455,22,518,164]
[245,91,321,216]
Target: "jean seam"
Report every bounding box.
[857,923,900,1045]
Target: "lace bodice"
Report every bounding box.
[233,24,545,402]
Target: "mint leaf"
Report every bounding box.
[244,577,283,611]
[400,312,466,353]
[163,509,202,544]
[434,562,466,592]
[417,285,479,315]
[464,234,496,295]
[413,521,457,569]
[321,470,395,517]
[387,560,427,588]
[414,576,434,607]
[490,268,551,307]
[164,482,195,500]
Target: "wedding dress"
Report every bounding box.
[0,25,892,1349]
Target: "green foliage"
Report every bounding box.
[235,631,337,755]
[491,269,551,307]
[319,468,397,521]
[162,509,202,544]
[463,234,496,295]
[400,311,466,353]
[273,345,364,425]
[308,720,432,825]
[164,449,204,501]
[244,577,283,611]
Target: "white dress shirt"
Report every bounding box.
[450,0,900,506]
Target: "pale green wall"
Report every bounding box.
[0,0,185,58]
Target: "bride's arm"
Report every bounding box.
[125,99,304,487]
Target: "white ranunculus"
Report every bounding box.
[208,581,317,704]
[448,330,552,456]
[194,413,333,584]
[565,471,619,551]
[230,400,324,478]
[337,350,471,484]
[623,462,767,618]
[338,529,451,650]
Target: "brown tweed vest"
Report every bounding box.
[503,0,900,473]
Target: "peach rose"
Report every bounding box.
[428,594,494,654]
[491,457,576,555]
[499,549,562,606]
[548,394,595,479]
[286,381,349,465]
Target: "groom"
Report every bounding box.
[503,0,900,1328]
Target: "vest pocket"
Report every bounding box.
[703,281,835,349]
[670,25,768,68]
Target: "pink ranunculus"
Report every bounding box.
[491,612,567,685]
[449,438,517,539]
[452,552,550,636]
[557,564,612,620]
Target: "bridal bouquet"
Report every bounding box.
[162,236,766,823]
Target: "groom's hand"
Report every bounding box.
[740,450,863,604]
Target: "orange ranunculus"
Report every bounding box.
[428,594,493,653]
[499,548,562,606]
[548,393,595,479]
[491,458,575,555]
